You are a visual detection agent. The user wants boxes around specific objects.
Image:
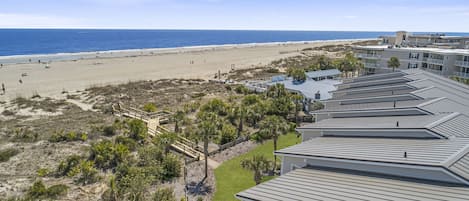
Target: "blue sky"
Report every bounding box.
[1,0,468,32]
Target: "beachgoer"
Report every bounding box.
[19,79,23,84]
[1,83,5,94]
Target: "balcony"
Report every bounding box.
[424,58,444,65]
[454,72,469,78]
[355,53,382,59]
[363,62,380,69]
[455,60,469,68]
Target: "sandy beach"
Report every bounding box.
[0,39,367,101]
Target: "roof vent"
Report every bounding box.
[396,121,399,127]
[315,91,321,100]
[404,152,407,158]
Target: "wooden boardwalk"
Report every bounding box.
[113,103,220,167]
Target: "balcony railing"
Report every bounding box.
[355,53,382,59]
[455,60,469,68]
[425,58,444,65]
[454,72,469,78]
[363,62,380,68]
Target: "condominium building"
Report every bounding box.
[354,45,469,78]
[381,31,469,49]
[236,69,469,201]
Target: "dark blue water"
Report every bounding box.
[0,29,467,56]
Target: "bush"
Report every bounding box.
[115,136,138,152]
[0,148,19,162]
[49,131,87,142]
[76,160,99,185]
[90,140,130,170]
[46,184,68,198]
[26,180,68,199]
[143,103,157,112]
[56,155,83,177]
[152,188,176,201]
[37,168,51,177]
[103,126,117,136]
[127,119,148,142]
[219,123,236,145]
[265,68,279,73]
[234,85,249,94]
[161,154,181,181]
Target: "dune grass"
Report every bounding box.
[213,133,300,201]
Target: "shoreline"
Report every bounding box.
[0,38,375,65]
[0,38,373,101]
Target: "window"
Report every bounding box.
[408,63,418,69]
[409,53,419,59]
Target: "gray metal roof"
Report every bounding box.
[298,113,469,139]
[305,69,341,79]
[267,79,340,100]
[319,98,434,113]
[236,167,469,201]
[342,71,406,84]
[275,137,469,166]
[450,153,469,181]
[338,77,412,90]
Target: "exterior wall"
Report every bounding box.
[354,47,464,77]
[280,156,306,175]
[298,130,322,142]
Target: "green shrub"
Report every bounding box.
[127,119,148,142]
[103,126,117,136]
[76,160,99,185]
[27,180,47,199]
[152,187,176,201]
[37,168,50,177]
[26,180,68,199]
[46,184,68,198]
[234,85,249,94]
[219,123,236,145]
[143,103,157,112]
[0,148,19,162]
[161,154,181,181]
[49,131,86,142]
[90,140,130,170]
[56,155,82,177]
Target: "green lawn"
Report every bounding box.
[213,133,300,201]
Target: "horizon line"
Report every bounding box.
[1,27,469,34]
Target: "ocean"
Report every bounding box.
[1,29,468,57]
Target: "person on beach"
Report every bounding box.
[1,83,5,94]
[19,79,23,84]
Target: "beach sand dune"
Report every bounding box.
[0,40,360,101]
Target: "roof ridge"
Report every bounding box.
[443,143,469,168]
[425,112,461,129]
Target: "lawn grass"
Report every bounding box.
[213,132,300,201]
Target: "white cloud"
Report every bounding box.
[0,13,85,28]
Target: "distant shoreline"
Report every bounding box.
[0,38,375,65]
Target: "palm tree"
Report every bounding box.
[387,57,401,72]
[266,84,294,118]
[241,155,271,185]
[291,94,303,126]
[172,110,186,133]
[153,131,177,154]
[231,105,246,137]
[196,111,222,180]
[258,115,289,172]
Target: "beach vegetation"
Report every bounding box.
[49,130,88,143]
[152,187,177,201]
[143,103,157,112]
[0,148,19,163]
[289,68,307,83]
[126,119,148,143]
[196,110,223,180]
[26,180,68,200]
[234,85,249,94]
